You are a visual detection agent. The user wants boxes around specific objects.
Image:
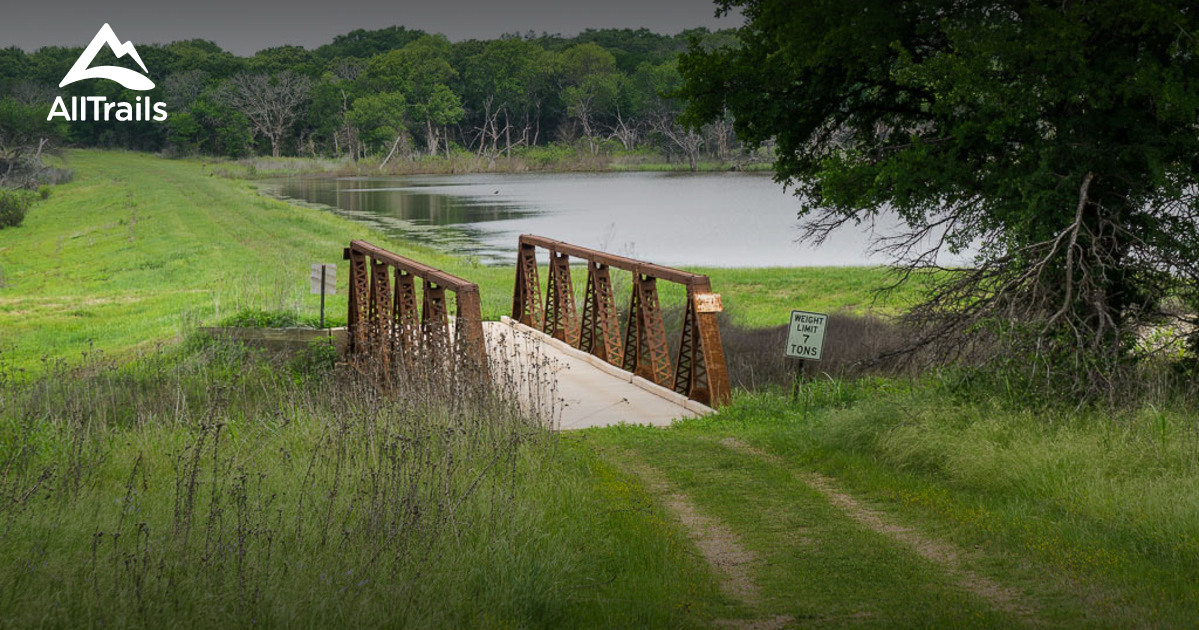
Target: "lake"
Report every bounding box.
[264,171,909,267]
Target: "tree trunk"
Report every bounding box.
[426,120,438,156]
[504,110,512,158]
[380,133,404,170]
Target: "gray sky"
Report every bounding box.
[2,0,739,56]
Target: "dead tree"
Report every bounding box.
[222,71,312,158]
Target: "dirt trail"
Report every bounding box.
[718,437,1037,621]
[626,461,794,629]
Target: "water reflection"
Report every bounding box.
[264,172,919,267]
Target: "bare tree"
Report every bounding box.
[608,104,640,151]
[0,99,63,187]
[221,71,312,158]
[161,70,210,111]
[648,111,703,171]
[801,172,1199,398]
[705,114,736,163]
[10,82,57,107]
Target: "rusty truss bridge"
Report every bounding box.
[343,236,731,428]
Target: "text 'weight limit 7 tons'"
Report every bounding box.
[785,310,828,361]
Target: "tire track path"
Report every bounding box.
[626,461,794,630]
[716,436,1037,622]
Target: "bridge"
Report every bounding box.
[342,237,731,429]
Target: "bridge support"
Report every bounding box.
[511,235,730,407]
[345,240,486,382]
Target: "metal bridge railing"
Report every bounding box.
[344,240,486,377]
[512,234,730,407]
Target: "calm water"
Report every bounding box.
[264,172,909,267]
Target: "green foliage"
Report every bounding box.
[218,308,303,328]
[0,26,742,165]
[0,97,67,155]
[349,91,408,148]
[0,189,35,228]
[36,184,49,200]
[190,97,255,157]
[218,308,345,330]
[289,336,339,376]
[560,43,621,125]
[164,111,204,154]
[681,1,1199,388]
[682,0,1199,251]
[314,25,428,61]
[359,35,464,152]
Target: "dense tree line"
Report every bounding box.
[0,27,746,167]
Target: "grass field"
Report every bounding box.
[2,150,1197,628]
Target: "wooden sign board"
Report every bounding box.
[694,293,724,313]
[785,310,828,361]
[310,263,336,295]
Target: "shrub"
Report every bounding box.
[290,336,340,376]
[218,308,346,329]
[716,310,919,390]
[218,308,302,328]
[0,189,36,229]
[37,184,50,200]
[44,168,73,185]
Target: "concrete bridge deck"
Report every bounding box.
[484,317,714,430]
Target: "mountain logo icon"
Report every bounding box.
[59,24,155,91]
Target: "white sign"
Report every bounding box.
[785,310,828,360]
[694,292,723,313]
[310,263,336,295]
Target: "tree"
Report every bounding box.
[458,37,556,158]
[314,26,427,61]
[635,61,704,170]
[0,98,66,186]
[191,96,255,157]
[250,46,317,76]
[161,70,210,111]
[222,71,312,157]
[681,0,1199,392]
[365,35,464,156]
[0,47,28,93]
[560,43,619,154]
[349,91,409,168]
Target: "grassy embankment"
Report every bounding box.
[4,149,1196,627]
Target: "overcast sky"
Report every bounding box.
[2,0,740,56]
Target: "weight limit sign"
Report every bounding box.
[785,310,828,361]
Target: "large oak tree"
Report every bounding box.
[681,0,1199,391]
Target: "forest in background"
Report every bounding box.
[0,26,754,173]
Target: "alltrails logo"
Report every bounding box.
[48,24,168,122]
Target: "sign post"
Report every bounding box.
[310,263,337,329]
[784,310,828,403]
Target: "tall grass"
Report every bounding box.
[0,334,727,628]
[0,339,549,627]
